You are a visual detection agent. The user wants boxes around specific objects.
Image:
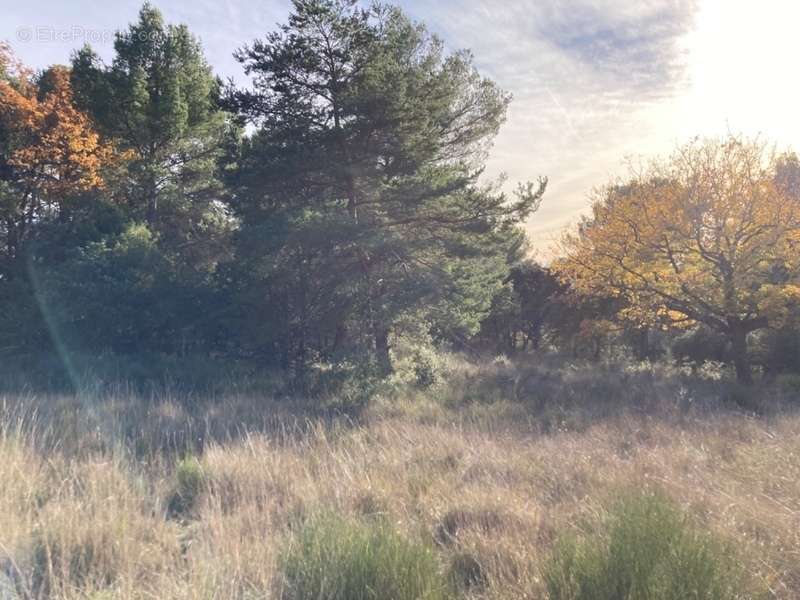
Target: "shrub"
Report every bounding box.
[167,456,205,517]
[385,327,446,392]
[776,373,800,398]
[722,383,764,413]
[544,491,743,600]
[295,361,380,414]
[672,326,729,368]
[279,514,452,600]
[412,352,437,389]
[448,551,488,592]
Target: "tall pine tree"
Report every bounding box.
[71,3,231,270]
[224,0,545,375]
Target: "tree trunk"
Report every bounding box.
[374,326,392,377]
[146,193,158,226]
[6,219,17,260]
[730,326,752,384]
[332,323,347,354]
[633,328,649,361]
[528,321,542,351]
[145,174,158,226]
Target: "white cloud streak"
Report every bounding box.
[400,0,699,258]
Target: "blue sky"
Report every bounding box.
[5,0,800,257]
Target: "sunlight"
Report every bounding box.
[679,0,800,147]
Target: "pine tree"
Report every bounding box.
[71,3,231,270]
[224,0,545,375]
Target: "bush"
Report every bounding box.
[167,456,205,517]
[722,383,764,413]
[412,351,438,389]
[776,373,800,398]
[544,491,743,600]
[751,328,800,375]
[672,326,729,368]
[279,514,452,600]
[448,551,488,592]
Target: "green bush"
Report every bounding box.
[412,351,438,389]
[776,373,800,397]
[279,514,452,600]
[544,491,743,600]
[167,456,205,517]
[448,551,488,592]
[723,383,764,413]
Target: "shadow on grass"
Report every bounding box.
[2,353,799,461]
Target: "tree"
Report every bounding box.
[224,0,544,376]
[70,3,231,269]
[554,136,800,383]
[775,151,800,201]
[0,53,116,261]
[509,263,564,351]
[0,48,124,376]
[0,42,26,82]
[21,4,237,372]
[478,260,566,354]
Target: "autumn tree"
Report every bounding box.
[0,50,114,261]
[554,136,800,383]
[775,151,800,201]
[0,47,123,374]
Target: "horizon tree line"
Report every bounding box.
[2,1,800,389]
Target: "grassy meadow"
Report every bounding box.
[0,357,798,599]
[4,1,800,598]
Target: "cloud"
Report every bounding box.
[401,0,700,259]
[538,1,695,99]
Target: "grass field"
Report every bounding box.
[1,358,799,599]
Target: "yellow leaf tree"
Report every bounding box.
[553,136,800,383]
[0,49,115,259]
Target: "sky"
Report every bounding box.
[4,0,800,259]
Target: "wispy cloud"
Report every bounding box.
[538,1,695,98]
[402,0,700,258]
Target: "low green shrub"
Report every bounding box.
[279,514,452,600]
[544,491,744,600]
[167,456,205,517]
[412,351,438,389]
[722,383,764,413]
[776,373,800,398]
[448,551,488,592]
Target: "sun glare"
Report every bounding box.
[679,0,800,147]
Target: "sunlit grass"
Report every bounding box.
[0,359,797,598]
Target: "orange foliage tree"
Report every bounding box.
[553,136,800,383]
[0,46,115,259]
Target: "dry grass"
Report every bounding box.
[0,360,799,599]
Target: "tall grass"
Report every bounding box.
[279,514,452,600]
[0,358,796,598]
[544,491,742,600]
